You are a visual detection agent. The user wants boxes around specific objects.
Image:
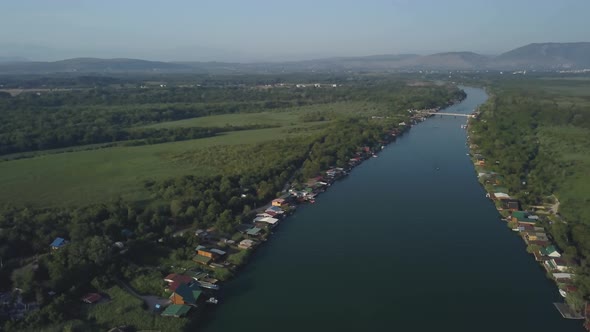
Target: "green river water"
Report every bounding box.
[201,87,583,332]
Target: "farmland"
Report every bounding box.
[0,124,320,207]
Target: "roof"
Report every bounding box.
[51,237,66,248]
[540,245,558,256]
[81,293,102,304]
[512,211,526,218]
[266,206,284,213]
[239,239,255,248]
[164,274,194,291]
[246,227,262,236]
[512,211,535,222]
[209,248,226,256]
[174,283,202,305]
[553,273,573,280]
[272,198,285,203]
[161,304,191,317]
[193,255,212,264]
[254,217,279,225]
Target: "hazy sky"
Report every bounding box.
[1,0,588,61]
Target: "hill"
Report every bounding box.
[492,42,590,69]
[0,42,589,73]
[0,57,191,74]
[398,52,490,70]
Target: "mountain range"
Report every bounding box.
[0,42,588,74]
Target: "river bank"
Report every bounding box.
[200,86,583,332]
[466,95,588,327]
[153,92,467,322]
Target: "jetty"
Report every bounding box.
[554,303,584,319]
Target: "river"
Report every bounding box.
[201,87,583,332]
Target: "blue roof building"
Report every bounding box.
[50,237,67,250]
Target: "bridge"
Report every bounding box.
[425,112,474,118]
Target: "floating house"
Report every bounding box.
[545,258,569,272]
[238,239,256,250]
[512,211,537,225]
[246,227,262,236]
[493,192,511,200]
[272,198,286,207]
[264,206,284,215]
[500,199,522,211]
[254,216,279,225]
[540,245,561,258]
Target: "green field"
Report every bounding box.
[143,102,391,129]
[144,111,302,128]
[538,125,590,222]
[0,101,393,207]
[0,125,319,207]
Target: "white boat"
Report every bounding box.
[195,281,220,290]
[206,297,219,304]
[559,289,567,298]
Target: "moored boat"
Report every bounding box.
[196,281,220,290]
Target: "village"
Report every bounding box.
[1,110,429,326]
[141,122,414,319]
[468,136,589,324]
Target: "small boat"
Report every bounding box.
[196,281,220,290]
[559,289,567,298]
[206,297,219,304]
[373,155,378,158]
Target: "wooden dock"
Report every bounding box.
[554,303,584,319]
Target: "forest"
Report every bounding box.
[0,74,463,331]
[469,76,590,304]
[0,79,454,155]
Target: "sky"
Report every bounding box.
[0,0,589,62]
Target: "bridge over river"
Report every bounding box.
[425,112,475,117]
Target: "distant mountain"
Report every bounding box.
[491,42,590,69]
[0,58,191,74]
[397,52,490,70]
[0,42,588,74]
[0,56,29,63]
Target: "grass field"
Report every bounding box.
[0,100,392,207]
[142,101,391,129]
[143,111,303,128]
[85,286,188,331]
[0,125,320,207]
[538,125,590,222]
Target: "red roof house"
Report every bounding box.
[164,274,194,292]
